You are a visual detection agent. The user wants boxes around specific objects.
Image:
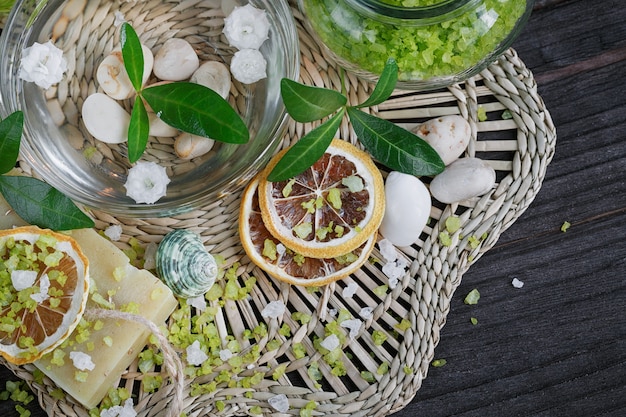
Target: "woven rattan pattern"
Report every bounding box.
[1,2,556,416]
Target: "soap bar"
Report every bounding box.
[0,197,178,409]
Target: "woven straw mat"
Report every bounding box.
[1,2,557,417]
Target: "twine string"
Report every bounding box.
[85,308,185,417]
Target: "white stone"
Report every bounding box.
[415,115,471,165]
[153,38,199,81]
[96,46,153,100]
[82,93,130,144]
[190,61,231,99]
[512,278,525,288]
[174,132,215,159]
[429,157,496,204]
[379,172,431,247]
[148,112,178,137]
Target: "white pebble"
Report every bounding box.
[261,300,285,319]
[174,132,215,159]
[429,157,496,204]
[512,278,525,288]
[190,61,231,99]
[268,394,290,413]
[416,115,471,165]
[82,93,130,144]
[379,172,431,247]
[148,112,178,137]
[69,351,96,371]
[320,334,340,351]
[342,282,358,298]
[153,38,199,81]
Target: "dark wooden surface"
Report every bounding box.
[2,0,625,416]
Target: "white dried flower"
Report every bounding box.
[69,351,96,371]
[223,4,270,50]
[230,48,267,84]
[19,40,67,89]
[124,161,171,204]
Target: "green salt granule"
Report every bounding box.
[304,0,526,81]
[464,288,481,305]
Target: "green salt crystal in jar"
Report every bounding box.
[299,0,533,90]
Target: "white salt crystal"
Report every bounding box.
[113,11,126,27]
[378,238,398,262]
[512,278,524,288]
[320,334,341,351]
[69,351,96,371]
[219,349,234,362]
[30,273,50,303]
[276,243,286,256]
[328,308,338,318]
[186,340,208,366]
[359,307,373,319]
[101,398,136,417]
[143,242,158,270]
[261,300,286,319]
[340,318,362,339]
[342,282,359,298]
[11,270,37,291]
[187,295,207,312]
[268,394,290,413]
[104,224,123,241]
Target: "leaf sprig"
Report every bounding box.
[0,111,95,230]
[269,58,445,182]
[120,23,249,163]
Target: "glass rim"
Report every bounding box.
[344,0,482,21]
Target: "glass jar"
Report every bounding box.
[299,0,534,90]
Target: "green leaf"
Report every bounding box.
[0,176,94,230]
[281,78,347,123]
[347,108,444,176]
[127,98,150,163]
[120,22,144,92]
[267,108,345,182]
[142,82,249,144]
[356,58,398,108]
[0,111,24,174]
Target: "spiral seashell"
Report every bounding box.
[156,230,218,298]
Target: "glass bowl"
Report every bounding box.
[0,0,299,217]
[299,0,533,90]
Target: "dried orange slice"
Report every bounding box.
[240,177,376,286]
[0,226,89,365]
[258,139,385,259]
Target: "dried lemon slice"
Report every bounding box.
[0,226,89,365]
[240,177,376,287]
[258,139,385,259]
